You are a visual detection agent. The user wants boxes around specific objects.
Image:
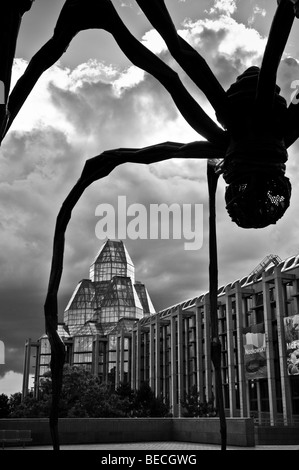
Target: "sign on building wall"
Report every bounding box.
[284,314,299,376]
[243,324,267,379]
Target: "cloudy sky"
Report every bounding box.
[1,0,299,395]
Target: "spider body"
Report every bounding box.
[220,67,292,228]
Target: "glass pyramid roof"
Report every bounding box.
[62,240,155,330]
[134,282,156,314]
[89,239,135,283]
[64,279,95,312]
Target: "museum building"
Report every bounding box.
[23,240,299,425]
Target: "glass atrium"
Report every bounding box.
[35,239,155,386]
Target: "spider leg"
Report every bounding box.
[99,6,227,146]
[283,7,299,146]
[135,0,230,129]
[44,139,224,449]
[100,140,226,165]
[0,2,34,137]
[291,0,299,17]
[4,3,84,138]
[207,160,226,450]
[46,141,224,325]
[256,0,295,115]
[5,0,228,146]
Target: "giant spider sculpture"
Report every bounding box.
[1,0,299,451]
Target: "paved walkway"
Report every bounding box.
[4,441,299,451]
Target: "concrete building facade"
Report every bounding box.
[23,242,299,426]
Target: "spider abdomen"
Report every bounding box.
[221,66,291,229]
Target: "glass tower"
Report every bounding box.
[31,239,155,389]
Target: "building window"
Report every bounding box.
[73,336,93,367]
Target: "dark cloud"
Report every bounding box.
[0,126,85,380]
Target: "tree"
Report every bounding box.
[133,382,170,418]
[180,385,216,418]
[115,382,135,416]
[0,393,10,418]
[8,367,170,418]
[7,392,22,414]
[9,366,109,418]
[9,394,50,418]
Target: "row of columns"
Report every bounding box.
[22,339,39,398]
[128,299,216,417]
[112,266,297,423]
[263,269,294,425]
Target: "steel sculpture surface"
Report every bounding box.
[1,0,299,450]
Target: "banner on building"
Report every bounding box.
[243,323,267,380]
[284,314,299,376]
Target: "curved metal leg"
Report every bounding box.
[44,140,224,449]
[256,0,295,114]
[135,0,230,128]
[5,0,227,146]
[0,3,33,138]
[207,161,226,451]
